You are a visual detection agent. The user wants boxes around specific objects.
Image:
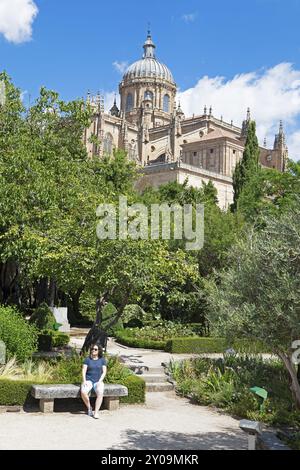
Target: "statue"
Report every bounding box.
[176,117,182,136]
[81,287,126,354]
[144,125,149,143]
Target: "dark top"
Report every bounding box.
[83,357,107,383]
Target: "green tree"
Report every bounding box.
[237,160,300,222]
[232,120,260,211]
[206,205,300,408]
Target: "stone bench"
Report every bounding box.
[31,384,128,413]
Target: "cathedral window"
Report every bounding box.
[126,93,133,112]
[103,133,113,155]
[163,94,170,113]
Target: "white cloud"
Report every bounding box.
[178,63,300,160]
[113,61,129,74]
[103,91,119,112]
[182,13,197,23]
[288,131,300,161]
[0,0,38,43]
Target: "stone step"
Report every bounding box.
[140,374,168,383]
[146,382,174,392]
[127,365,165,375]
[147,367,166,374]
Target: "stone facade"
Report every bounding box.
[84,33,288,210]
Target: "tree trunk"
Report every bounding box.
[35,278,48,306]
[0,260,19,304]
[278,351,300,410]
[48,278,56,307]
[71,288,83,320]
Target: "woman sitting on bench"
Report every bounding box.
[81,344,107,419]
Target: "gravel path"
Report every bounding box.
[0,392,247,450]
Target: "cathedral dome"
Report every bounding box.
[123,33,175,85]
[124,58,175,83]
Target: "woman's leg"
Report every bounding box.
[94,381,104,417]
[81,382,92,411]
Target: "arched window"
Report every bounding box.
[103,133,113,155]
[144,90,153,101]
[126,93,133,112]
[163,94,170,113]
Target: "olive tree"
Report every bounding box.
[207,203,300,408]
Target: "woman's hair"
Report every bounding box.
[89,344,103,358]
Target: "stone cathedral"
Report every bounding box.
[84,32,288,209]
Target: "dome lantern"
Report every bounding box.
[143,31,156,59]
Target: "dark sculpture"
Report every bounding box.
[81,290,121,355]
[81,294,109,354]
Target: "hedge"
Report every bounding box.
[115,330,166,350]
[0,379,43,406]
[165,337,269,354]
[115,330,268,354]
[0,376,145,406]
[119,375,145,404]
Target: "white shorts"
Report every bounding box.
[81,380,104,395]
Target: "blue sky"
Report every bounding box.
[1,0,300,159]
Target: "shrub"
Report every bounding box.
[102,302,118,323]
[168,355,300,428]
[30,303,57,331]
[106,356,132,382]
[38,333,53,352]
[187,323,207,336]
[37,330,70,352]
[106,319,124,336]
[51,354,83,383]
[52,332,70,348]
[0,305,38,361]
[123,304,152,325]
[124,318,144,329]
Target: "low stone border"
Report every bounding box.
[257,431,291,450]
